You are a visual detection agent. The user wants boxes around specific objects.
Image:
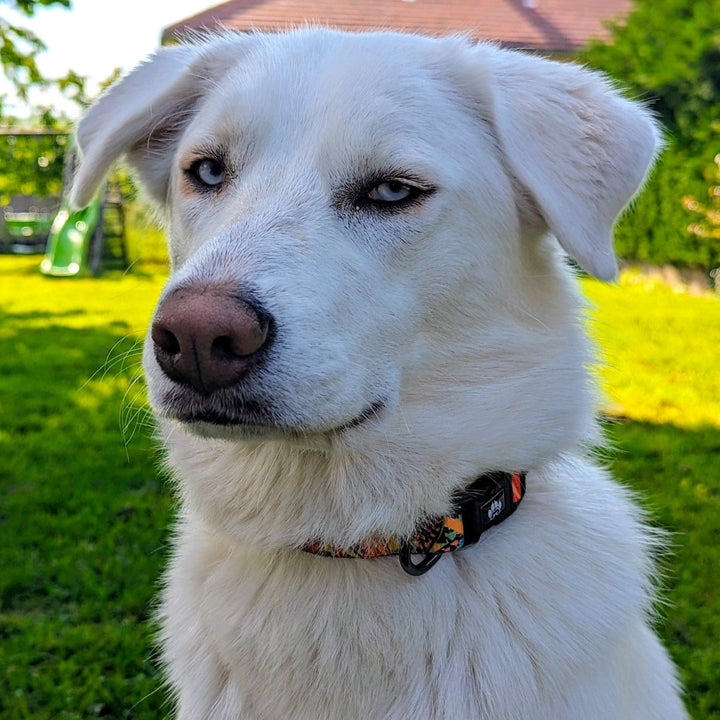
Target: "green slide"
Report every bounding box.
[40,195,102,277]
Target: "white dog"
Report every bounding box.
[71,29,687,719]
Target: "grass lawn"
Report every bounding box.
[1,255,719,718]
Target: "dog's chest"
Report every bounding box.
[161,465,654,719]
[173,544,546,718]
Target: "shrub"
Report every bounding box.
[615,143,719,269]
[580,0,720,270]
[683,148,720,241]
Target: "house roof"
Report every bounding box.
[162,0,633,53]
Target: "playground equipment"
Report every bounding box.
[1,128,127,275]
[40,194,102,276]
[41,144,127,276]
[3,200,55,254]
[39,184,127,277]
[1,129,64,254]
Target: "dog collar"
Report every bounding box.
[301,471,526,576]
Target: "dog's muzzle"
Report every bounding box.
[150,281,388,435]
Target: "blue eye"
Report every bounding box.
[188,158,226,188]
[367,180,418,203]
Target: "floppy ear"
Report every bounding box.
[70,35,251,209]
[478,46,660,280]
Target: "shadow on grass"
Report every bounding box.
[1,315,717,718]
[0,313,172,719]
[603,419,720,719]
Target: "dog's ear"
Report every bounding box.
[70,35,251,209]
[479,46,660,280]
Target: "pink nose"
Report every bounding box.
[151,285,272,394]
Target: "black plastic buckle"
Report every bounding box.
[398,472,524,577]
[459,472,517,546]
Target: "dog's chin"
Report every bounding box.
[171,417,285,442]
[157,397,387,442]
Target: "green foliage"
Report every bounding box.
[0,256,718,718]
[580,0,720,269]
[683,147,720,243]
[105,163,169,267]
[0,17,45,103]
[6,0,71,14]
[613,146,719,268]
[582,0,720,143]
[0,132,67,204]
[0,0,87,122]
[1,0,71,94]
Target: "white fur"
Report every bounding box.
[73,29,686,719]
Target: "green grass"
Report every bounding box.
[1,258,169,718]
[585,271,720,428]
[583,274,720,718]
[1,255,718,718]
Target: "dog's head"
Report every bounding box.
[72,29,658,471]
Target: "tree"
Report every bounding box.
[0,0,86,122]
[581,0,720,146]
[0,132,67,204]
[579,0,720,269]
[0,2,79,207]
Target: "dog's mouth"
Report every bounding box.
[332,399,386,432]
[164,393,386,435]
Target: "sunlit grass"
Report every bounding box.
[1,255,718,718]
[584,272,720,428]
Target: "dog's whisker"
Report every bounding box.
[81,336,142,388]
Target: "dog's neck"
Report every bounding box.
[162,418,537,562]
[301,471,526,575]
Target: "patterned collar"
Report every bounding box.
[301,471,527,575]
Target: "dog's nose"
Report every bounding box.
[151,285,272,394]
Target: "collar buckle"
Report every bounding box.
[459,471,525,545]
[398,471,527,576]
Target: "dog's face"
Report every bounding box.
[72,29,657,468]
[143,33,525,442]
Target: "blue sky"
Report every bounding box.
[1,0,214,118]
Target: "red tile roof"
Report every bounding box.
[163,0,633,52]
